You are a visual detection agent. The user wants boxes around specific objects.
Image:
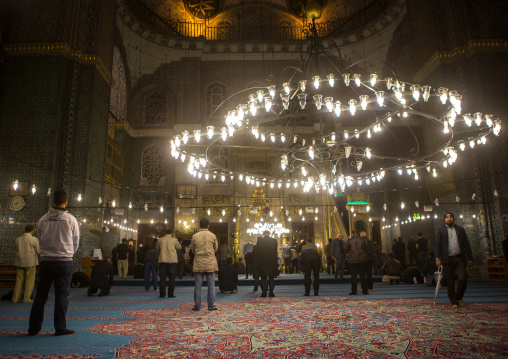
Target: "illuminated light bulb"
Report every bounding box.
[385,77,393,89]
[358,178,363,185]
[283,82,291,94]
[249,95,258,115]
[314,94,323,110]
[387,116,392,123]
[349,99,357,116]
[260,133,266,142]
[160,205,164,213]
[137,219,140,224]
[481,136,487,145]
[360,95,369,110]
[344,146,352,158]
[355,129,359,139]
[175,135,181,148]
[343,73,350,86]
[301,166,307,176]
[182,131,189,144]
[367,129,371,139]
[128,201,132,209]
[353,74,361,86]
[398,168,403,175]
[370,73,378,86]
[443,121,449,134]
[298,93,307,109]
[331,132,336,141]
[327,73,335,87]
[375,91,385,106]
[439,87,448,104]
[493,120,501,136]
[268,85,276,98]
[324,97,334,112]
[31,184,36,194]
[270,133,276,142]
[77,193,82,202]
[228,125,235,137]
[308,146,315,159]
[193,129,201,142]
[432,168,437,177]
[459,142,466,151]
[410,84,420,100]
[270,182,274,189]
[207,125,215,139]
[469,140,475,148]
[312,75,321,89]
[343,130,349,139]
[421,85,431,101]
[257,90,264,103]
[265,96,273,112]
[365,147,372,159]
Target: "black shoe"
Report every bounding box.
[349,292,357,295]
[303,293,310,296]
[269,293,275,297]
[55,329,75,336]
[208,308,218,311]
[363,292,369,295]
[159,295,165,298]
[314,293,319,296]
[192,307,200,311]
[168,295,175,298]
[28,330,39,336]
[260,293,267,298]
[253,287,258,291]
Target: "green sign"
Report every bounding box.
[413,213,421,220]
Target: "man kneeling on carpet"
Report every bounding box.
[219,257,238,293]
[88,255,114,296]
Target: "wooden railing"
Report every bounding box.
[124,0,393,41]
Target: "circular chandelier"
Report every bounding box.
[169,22,501,195]
[246,222,291,237]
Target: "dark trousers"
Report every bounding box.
[29,261,73,333]
[444,255,468,305]
[245,253,254,277]
[349,262,368,294]
[304,256,321,295]
[365,261,373,290]
[253,266,259,289]
[408,250,418,266]
[177,261,184,279]
[144,261,158,291]
[88,286,110,296]
[260,276,275,295]
[283,257,292,274]
[159,262,177,297]
[326,257,335,275]
[418,252,428,274]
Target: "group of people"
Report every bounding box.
[12,188,488,337]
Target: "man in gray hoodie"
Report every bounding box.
[28,189,79,336]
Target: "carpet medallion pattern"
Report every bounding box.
[89,297,507,358]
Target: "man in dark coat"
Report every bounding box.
[435,211,473,308]
[345,230,368,295]
[298,237,321,296]
[256,230,278,297]
[88,256,114,296]
[219,257,238,293]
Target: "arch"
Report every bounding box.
[141,143,166,186]
[207,82,227,119]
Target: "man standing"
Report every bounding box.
[191,218,218,311]
[243,240,254,279]
[324,238,335,275]
[280,240,293,274]
[87,256,114,296]
[116,238,129,278]
[298,238,321,296]
[435,212,473,308]
[28,189,79,336]
[331,234,346,279]
[157,229,181,298]
[13,225,40,303]
[361,231,375,291]
[256,230,278,298]
[416,232,428,274]
[345,229,368,295]
[407,236,418,266]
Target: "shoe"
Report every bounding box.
[458,300,466,307]
[159,295,165,298]
[220,291,225,293]
[28,330,39,336]
[349,292,357,295]
[208,308,218,311]
[363,292,369,295]
[452,304,459,309]
[233,289,237,293]
[253,287,258,292]
[168,295,176,298]
[260,294,267,298]
[87,288,93,297]
[192,307,200,311]
[269,293,275,297]
[145,289,150,292]
[303,293,310,296]
[24,299,33,303]
[55,329,75,336]
[314,293,319,296]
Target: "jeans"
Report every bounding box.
[159,263,177,297]
[144,261,158,291]
[29,261,73,333]
[444,255,468,305]
[194,272,216,310]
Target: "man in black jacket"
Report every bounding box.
[88,256,114,296]
[435,211,473,308]
[345,229,368,295]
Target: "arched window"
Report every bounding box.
[217,20,233,40]
[207,82,226,119]
[141,143,166,186]
[109,47,127,121]
[145,91,166,126]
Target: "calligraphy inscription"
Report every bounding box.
[184,0,222,20]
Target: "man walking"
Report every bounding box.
[13,225,39,303]
[256,230,278,298]
[157,229,181,298]
[28,189,79,336]
[435,212,473,308]
[331,234,346,279]
[191,218,218,311]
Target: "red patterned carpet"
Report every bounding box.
[88,297,507,358]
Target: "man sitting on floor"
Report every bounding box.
[88,256,114,296]
[381,253,402,284]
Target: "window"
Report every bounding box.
[207,82,226,119]
[141,144,166,186]
[145,91,166,126]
